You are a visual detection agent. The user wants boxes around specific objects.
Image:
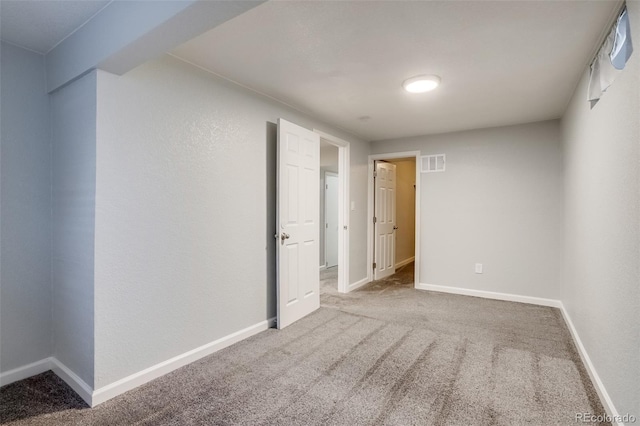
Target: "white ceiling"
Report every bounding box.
[0,0,110,54]
[172,1,619,141]
[0,1,618,141]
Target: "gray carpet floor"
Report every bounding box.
[1,263,608,425]
[320,266,339,295]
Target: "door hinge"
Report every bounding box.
[373,216,377,223]
[373,170,377,178]
[373,262,377,269]
[326,184,328,189]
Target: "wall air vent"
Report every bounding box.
[420,154,446,173]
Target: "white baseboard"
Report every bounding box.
[319,264,327,271]
[559,304,621,425]
[416,283,562,308]
[91,317,275,406]
[91,318,276,407]
[347,276,370,292]
[1,317,275,408]
[50,358,93,406]
[0,358,52,387]
[395,256,415,270]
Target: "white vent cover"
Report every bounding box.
[421,154,446,173]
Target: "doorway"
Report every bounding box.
[325,172,339,268]
[368,152,421,288]
[315,130,350,294]
[319,141,339,294]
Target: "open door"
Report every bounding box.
[374,161,397,280]
[276,119,320,329]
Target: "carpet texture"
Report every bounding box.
[1,263,608,425]
[320,266,339,295]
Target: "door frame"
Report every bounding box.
[324,171,339,269]
[367,151,421,288]
[313,129,350,294]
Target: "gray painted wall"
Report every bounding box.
[0,42,52,373]
[372,120,563,299]
[561,2,640,417]
[94,56,369,387]
[51,71,97,387]
[349,139,370,282]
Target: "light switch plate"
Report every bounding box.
[475,263,483,274]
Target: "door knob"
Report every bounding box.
[280,233,290,241]
[393,226,398,230]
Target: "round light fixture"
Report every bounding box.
[402,75,441,93]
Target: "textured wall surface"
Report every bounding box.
[372,121,563,299]
[51,71,97,387]
[0,42,52,373]
[389,159,415,265]
[348,138,370,283]
[94,56,368,387]
[561,2,640,417]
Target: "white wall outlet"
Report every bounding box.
[351,201,356,211]
[475,263,483,274]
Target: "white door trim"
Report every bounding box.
[313,130,350,294]
[367,151,421,288]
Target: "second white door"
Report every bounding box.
[374,162,397,280]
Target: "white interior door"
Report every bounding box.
[325,173,339,268]
[277,119,320,329]
[374,162,397,280]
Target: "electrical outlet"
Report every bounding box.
[475,263,483,274]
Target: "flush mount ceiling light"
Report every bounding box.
[402,75,441,93]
